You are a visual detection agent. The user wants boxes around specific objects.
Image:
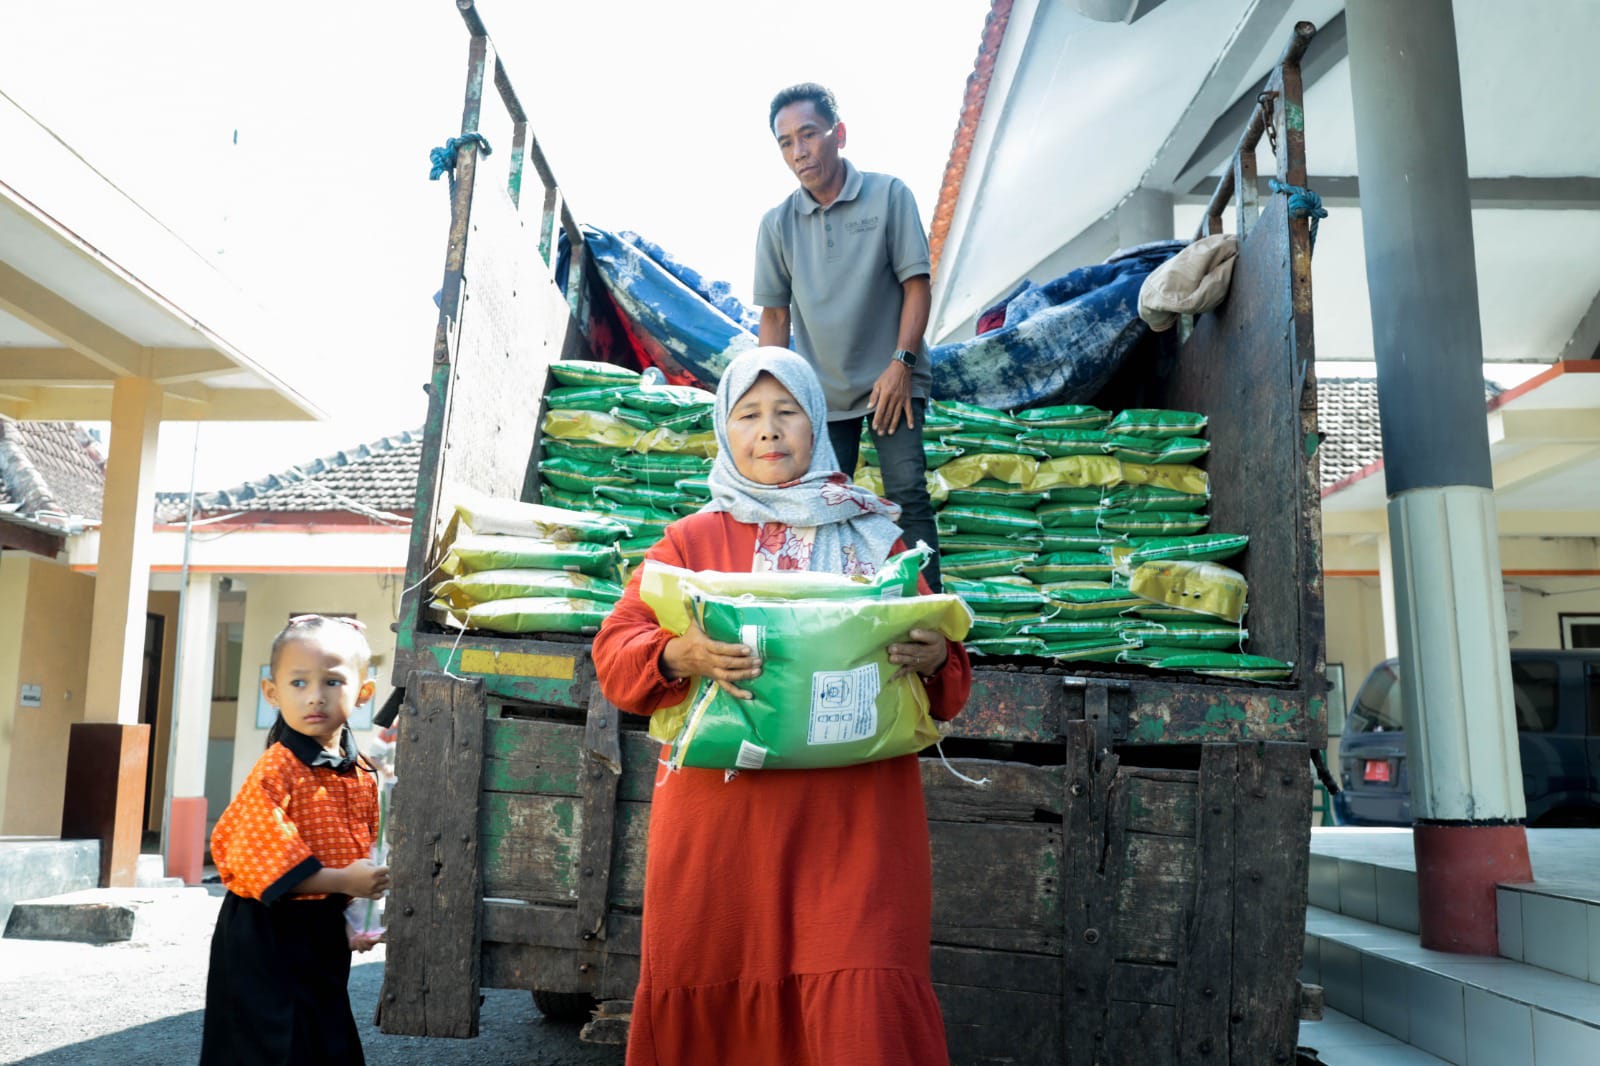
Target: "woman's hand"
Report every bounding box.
[888,628,949,681]
[340,859,390,900]
[661,621,762,700]
[348,930,383,953]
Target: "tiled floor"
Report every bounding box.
[1299,1009,1451,1064]
[1310,827,1600,891]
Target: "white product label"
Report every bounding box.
[878,586,904,600]
[740,624,765,659]
[808,663,881,745]
[735,740,768,770]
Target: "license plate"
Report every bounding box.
[1363,759,1391,783]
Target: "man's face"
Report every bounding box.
[773,100,845,198]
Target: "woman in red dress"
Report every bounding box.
[593,347,972,1066]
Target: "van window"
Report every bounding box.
[1588,666,1600,735]
[1511,660,1558,733]
[1348,663,1403,733]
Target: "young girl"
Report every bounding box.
[201,614,390,1066]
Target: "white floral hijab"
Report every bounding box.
[704,347,903,575]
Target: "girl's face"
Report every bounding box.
[261,635,375,750]
[726,373,814,486]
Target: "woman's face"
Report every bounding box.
[726,372,814,486]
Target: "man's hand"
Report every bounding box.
[868,359,915,435]
[341,859,390,900]
[661,621,762,700]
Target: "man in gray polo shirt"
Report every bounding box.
[754,82,940,589]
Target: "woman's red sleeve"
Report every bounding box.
[592,525,695,716]
[916,570,973,722]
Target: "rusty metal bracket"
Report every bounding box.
[1062,676,1125,756]
[575,685,622,945]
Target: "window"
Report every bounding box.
[1588,667,1600,736]
[1348,662,1403,733]
[1510,660,1559,733]
[1324,663,1347,736]
[1560,614,1600,650]
[213,622,244,700]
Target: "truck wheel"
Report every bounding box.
[531,989,597,1023]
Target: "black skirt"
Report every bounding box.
[201,892,365,1066]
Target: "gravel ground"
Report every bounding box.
[0,887,624,1066]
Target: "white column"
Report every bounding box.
[1375,525,1399,659]
[170,571,218,798]
[1389,486,1524,822]
[84,376,161,724]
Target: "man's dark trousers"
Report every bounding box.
[827,399,942,591]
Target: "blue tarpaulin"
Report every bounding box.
[929,240,1184,411]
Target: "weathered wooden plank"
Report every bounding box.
[482,716,660,802]
[1123,775,1198,837]
[479,793,649,907]
[937,984,1060,1066]
[1061,721,1121,1064]
[576,687,623,942]
[931,945,1060,995]
[922,758,1063,822]
[1177,743,1238,1064]
[1229,741,1310,1063]
[1109,961,1178,1006]
[1114,855,1191,964]
[481,898,642,953]
[482,941,638,1000]
[1109,1000,1176,1064]
[378,671,486,1038]
[930,821,1062,953]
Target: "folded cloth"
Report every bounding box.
[1138,233,1239,332]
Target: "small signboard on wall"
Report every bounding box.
[19,684,42,708]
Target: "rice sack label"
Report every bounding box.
[663,592,972,771]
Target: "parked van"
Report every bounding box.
[1335,650,1600,827]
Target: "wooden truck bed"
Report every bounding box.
[379,7,1326,1063]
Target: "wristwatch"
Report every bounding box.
[891,349,918,370]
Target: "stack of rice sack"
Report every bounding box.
[532,361,718,568]
[428,493,629,635]
[852,399,1291,682]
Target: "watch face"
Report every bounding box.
[895,350,917,368]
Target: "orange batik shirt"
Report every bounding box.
[211,728,379,905]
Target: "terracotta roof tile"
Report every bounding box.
[1316,377,1502,491]
[929,0,1014,277]
[0,419,106,527]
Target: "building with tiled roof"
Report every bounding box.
[1316,378,1502,492]
[154,430,422,524]
[0,419,105,527]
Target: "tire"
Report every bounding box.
[531,988,597,1023]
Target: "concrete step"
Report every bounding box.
[1498,881,1600,985]
[1298,1008,1452,1065]
[0,838,98,928]
[3,886,214,945]
[136,852,184,888]
[1303,906,1600,1065]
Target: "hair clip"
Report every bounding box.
[288,614,367,633]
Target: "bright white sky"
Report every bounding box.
[0,0,990,492]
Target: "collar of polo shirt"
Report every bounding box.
[795,158,864,214]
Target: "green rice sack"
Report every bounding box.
[611,405,706,432]
[602,504,680,539]
[1123,533,1249,568]
[966,636,1049,657]
[440,532,622,578]
[1120,622,1247,650]
[931,399,1022,435]
[940,550,1033,580]
[920,413,963,439]
[944,479,1049,509]
[540,438,630,465]
[538,456,636,492]
[611,452,715,486]
[1044,635,1143,663]
[932,453,1039,492]
[618,534,665,567]
[1028,455,1124,492]
[431,568,624,608]
[594,482,692,511]
[1119,462,1210,497]
[1039,530,1122,553]
[1130,603,1209,622]
[861,440,963,467]
[540,484,597,512]
[1106,435,1211,465]
[1020,552,1114,583]
[453,492,629,544]
[942,533,1044,553]
[1100,484,1210,513]
[1044,486,1106,504]
[1096,509,1210,536]
[939,504,1042,537]
[1012,404,1110,430]
[1037,502,1104,529]
[939,433,1045,458]
[1105,408,1208,439]
[853,467,949,507]
[1014,428,1112,458]
[943,577,1050,611]
[660,592,972,771]
[675,475,712,500]
[1119,648,1290,681]
[625,383,716,416]
[546,384,636,411]
[431,596,611,635]
[543,409,643,450]
[1129,560,1247,623]
[1043,585,1146,618]
[549,359,642,388]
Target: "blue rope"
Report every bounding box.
[428,133,492,181]
[1269,179,1328,249]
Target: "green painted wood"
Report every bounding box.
[479,792,649,907]
[482,717,659,802]
[931,821,1063,954]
